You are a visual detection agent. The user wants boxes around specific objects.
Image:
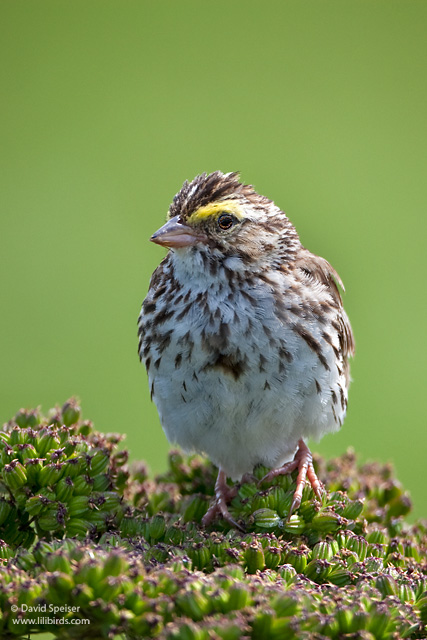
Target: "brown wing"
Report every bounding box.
[294,249,355,359]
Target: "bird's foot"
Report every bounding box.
[259,439,324,521]
[202,469,244,531]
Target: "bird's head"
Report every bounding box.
[150,171,300,268]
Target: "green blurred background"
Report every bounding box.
[1,1,426,519]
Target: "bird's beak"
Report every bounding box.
[150,217,207,248]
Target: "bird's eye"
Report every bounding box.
[217,213,235,230]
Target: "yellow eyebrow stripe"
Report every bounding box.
[188,200,244,223]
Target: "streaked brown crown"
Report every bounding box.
[168,171,272,221]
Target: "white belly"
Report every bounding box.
[147,281,346,480]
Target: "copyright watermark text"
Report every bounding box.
[11,604,81,614]
[10,604,90,626]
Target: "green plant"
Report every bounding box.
[0,401,425,639]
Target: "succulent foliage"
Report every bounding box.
[0,402,426,639]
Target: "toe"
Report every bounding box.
[202,468,244,530]
[258,460,299,486]
[307,463,324,501]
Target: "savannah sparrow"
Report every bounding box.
[138,172,354,528]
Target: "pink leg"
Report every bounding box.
[202,469,243,530]
[259,440,324,519]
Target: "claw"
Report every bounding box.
[259,439,324,521]
[202,469,245,531]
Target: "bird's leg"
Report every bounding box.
[259,439,324,520]
[202,468,243,530]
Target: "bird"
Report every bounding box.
[138,171,354,529]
